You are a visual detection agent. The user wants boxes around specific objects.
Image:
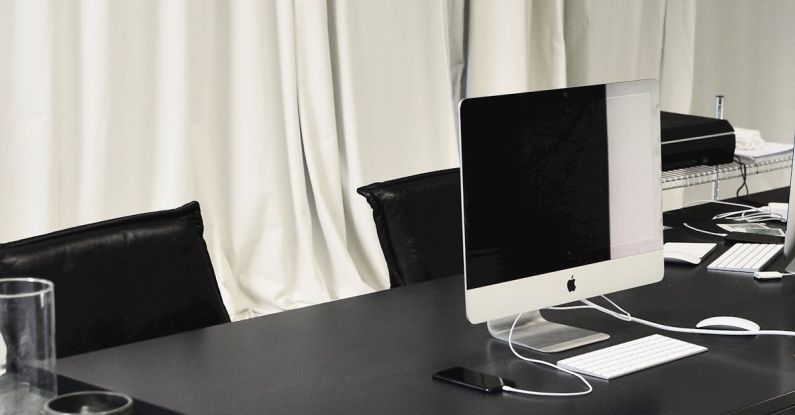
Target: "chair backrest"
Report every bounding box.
[357,168,463,287]
[0,201,230,357]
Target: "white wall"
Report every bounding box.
[664,0,795,208]
[691,0,795,143]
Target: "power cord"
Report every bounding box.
[713,207,784,223]
[501,292,795,397]
[680,199,786,238]
[554,296,795,338]
[683,223,727,237]
[735,157,749,199]
[501,312,593,397]
[681,199,785,222]
[680,199,756,210]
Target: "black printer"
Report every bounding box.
[661,111,735,171]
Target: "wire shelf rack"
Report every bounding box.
[662,155,793,192]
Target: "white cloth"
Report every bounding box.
[466,0,696,111]
[3,0,791,318]
[0,0,460,318]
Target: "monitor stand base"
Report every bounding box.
[487,310,610,353]
[785,254,795,274]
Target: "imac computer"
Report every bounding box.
[783,136,795,271]
[458,79,664,353]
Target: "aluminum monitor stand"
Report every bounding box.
[784,246,795,274]
[487,310,609,353]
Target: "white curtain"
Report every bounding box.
[5,0,790,317]
[465,0,696,111]
[682,0,795,202]
[691,0,795,142]
[0,0,461,318]
[465,0,697,210]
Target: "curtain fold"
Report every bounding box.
[16,0,788,318]
[466,0,567,97]
[464,0,697,210]
[0,0,461,318]
[0,0,57,240]
[327,0,461,296]
[465,0,696,107]
[659,0,696,113]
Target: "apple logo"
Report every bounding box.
[567,276,576,292]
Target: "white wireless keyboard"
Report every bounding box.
[707,243,783,273]
[557,334,707,380]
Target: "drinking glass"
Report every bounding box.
[44,391,133,415]
[0,278,56,414]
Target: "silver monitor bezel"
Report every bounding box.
[459,79,665,324]
[782,143,795,268]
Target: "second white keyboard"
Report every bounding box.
[707,243,783,273]
[557,334,707,380]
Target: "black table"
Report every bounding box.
[58,189,795,414]
[57,376,180,415]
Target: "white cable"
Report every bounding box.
[581,297,795,337]
[600,295,631,317]
[754,271,795,280]
[713,208,784,223]
[501,312,593,397]
[680,200,784,236]
[734,215,784,223]
[713,207,764,219]
[681,200,756,210]
[716,212,780,221]
[681,200,784,223]
[683,223,728,237]
[713,208,755,219]
[506,290,795,397]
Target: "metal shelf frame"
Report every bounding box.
[661,155,793,199]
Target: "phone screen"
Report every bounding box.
[432,367,514,393]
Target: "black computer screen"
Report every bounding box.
[460,85,611,290]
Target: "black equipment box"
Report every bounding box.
[661,111,735,171]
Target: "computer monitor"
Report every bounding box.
[458,79,664,353]
[782,137,795,271]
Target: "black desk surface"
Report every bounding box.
[59,188,795,415]
[57,376,180,415]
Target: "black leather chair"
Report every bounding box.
[0,201,230,357]
[357,168,463,287]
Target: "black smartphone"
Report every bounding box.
[432,367,514,393]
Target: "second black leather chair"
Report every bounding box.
[0,201,230,357]
[357,168,463,287]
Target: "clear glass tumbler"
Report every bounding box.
[0,278,56,414]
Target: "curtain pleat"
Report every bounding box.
[465,0,696,104]
[20,0,788,318]
[660,0,696,113]
[0,0,57,240]
[0,0,462,318]
[466,0,567,96]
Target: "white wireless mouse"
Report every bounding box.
[696,316,761,332]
